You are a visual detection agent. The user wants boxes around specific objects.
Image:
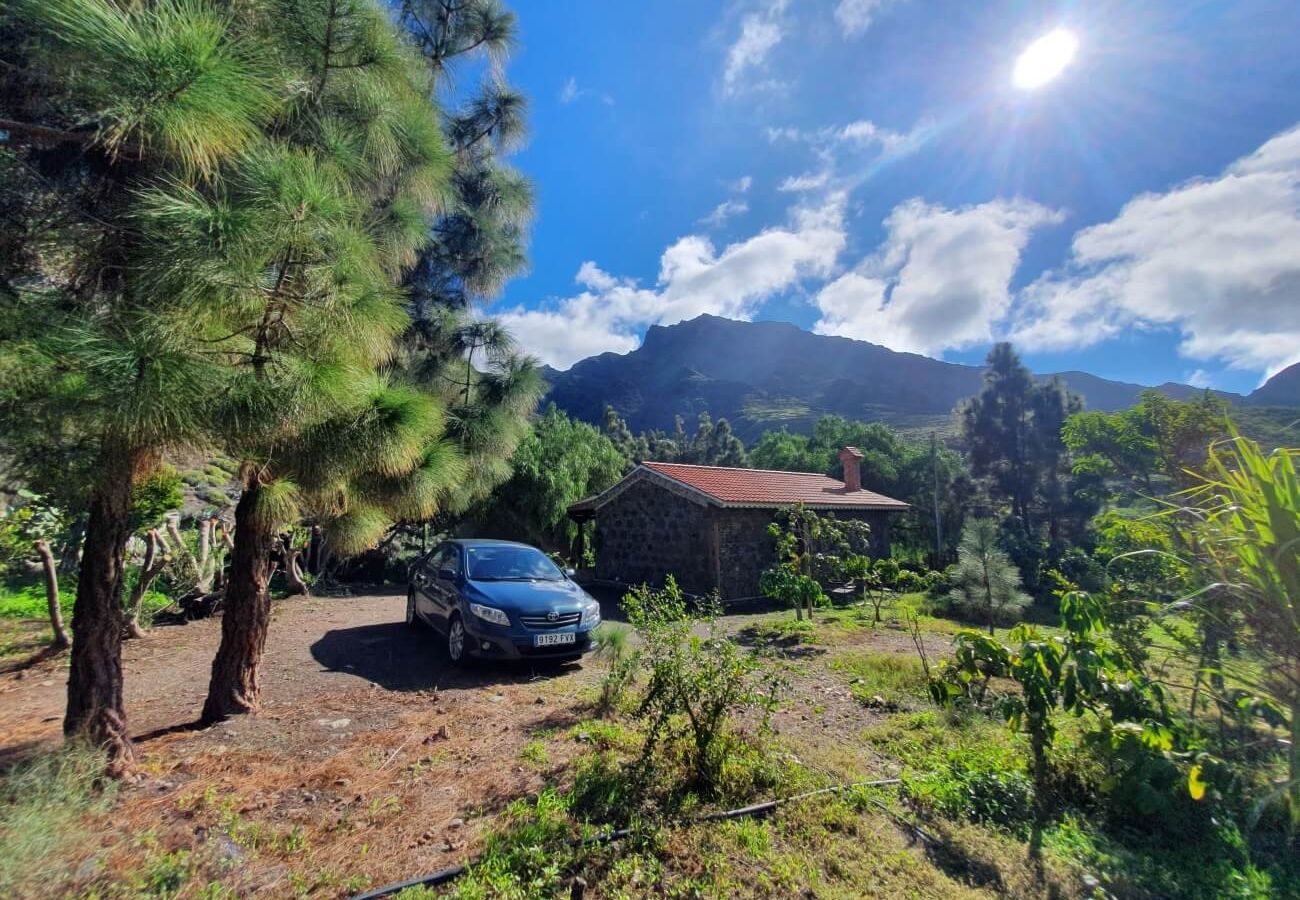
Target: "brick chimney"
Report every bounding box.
[838,446,864,492]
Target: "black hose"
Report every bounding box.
[348,778,901,900]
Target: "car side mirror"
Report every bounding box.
[564,567,577,578]
[437,566,457,581]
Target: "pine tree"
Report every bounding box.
[138,0,458,722]
[0,0,279,769]
[948,519,1030,632]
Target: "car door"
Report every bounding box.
[412,546,446,624]
[428,544,463,632]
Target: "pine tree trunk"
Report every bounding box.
[64,454,137,775]
[202,480,274,723]
[34,539,70,650]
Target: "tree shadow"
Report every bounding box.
[308,621,583,692]
[921,834,1008,893]
[731,625,827,660]
[134,719,209,743]
[0,642,67,674]
[0,739,58,774]
[576,583,630,624]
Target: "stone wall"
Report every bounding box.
[593,478,714,595]
[592,474,897,600]
[713,508,775,599]
[715,507,893,600]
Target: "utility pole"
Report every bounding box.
[930,431,943,567]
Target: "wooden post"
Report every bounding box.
[930,431,943,567]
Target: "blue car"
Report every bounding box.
[406,539,602,664]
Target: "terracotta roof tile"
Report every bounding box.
[640,461,908,510]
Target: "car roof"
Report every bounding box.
[445,539,538,550]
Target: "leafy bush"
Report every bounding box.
[624,577,782,796]
[758,566,825,620]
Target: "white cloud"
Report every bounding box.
[499,194,847,368]
[729,175,754,193]
[699,198,750,227]
[1013,123,1300,378]
[814,198,1063,354]
[778,171,830,192]
[763,117,932,185]
[558,76,613,106]
[1185,369,1214,389]
[833,0,906,37]
[765,125,803,143]
[722,1,788,96]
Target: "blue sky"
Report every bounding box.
[483,0,1300,394]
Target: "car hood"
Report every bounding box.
[466,578,591,614]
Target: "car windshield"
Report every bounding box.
[465,546,565,581]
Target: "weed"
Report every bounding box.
[519,741,549,768]
[448,789,578,899]
[569,719,631,752]
[593,622,636,717]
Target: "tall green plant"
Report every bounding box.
[624,577,781,796]
[119,0,456,721]
[1182,434,1300,828]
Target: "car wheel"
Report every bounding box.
[447,614,467,665]
[405,589,418,628]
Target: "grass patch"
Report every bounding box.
[830,650,928,706]
[0,744,115,896]
[0,580,70,620]
[0,578,171,626]
[1042,814,1296,900]
[519,741,549,769]
[862,709,1035,832]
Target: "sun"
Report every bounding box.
[1013,28,1079,90]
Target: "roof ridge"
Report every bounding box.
[642,460,835,478]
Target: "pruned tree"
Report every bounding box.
[33,538,70,650]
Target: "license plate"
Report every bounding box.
[534,632,576,647]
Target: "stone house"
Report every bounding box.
[568,447,908,600]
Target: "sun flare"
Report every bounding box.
[1013,28,1079,90]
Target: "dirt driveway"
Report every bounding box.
[0,590,600,758]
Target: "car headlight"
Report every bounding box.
[580,601,601,628]
[469,603,510,626]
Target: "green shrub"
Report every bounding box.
[0,581,69,620]
[624,577,783,797]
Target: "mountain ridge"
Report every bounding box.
[541,315,1288,440]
